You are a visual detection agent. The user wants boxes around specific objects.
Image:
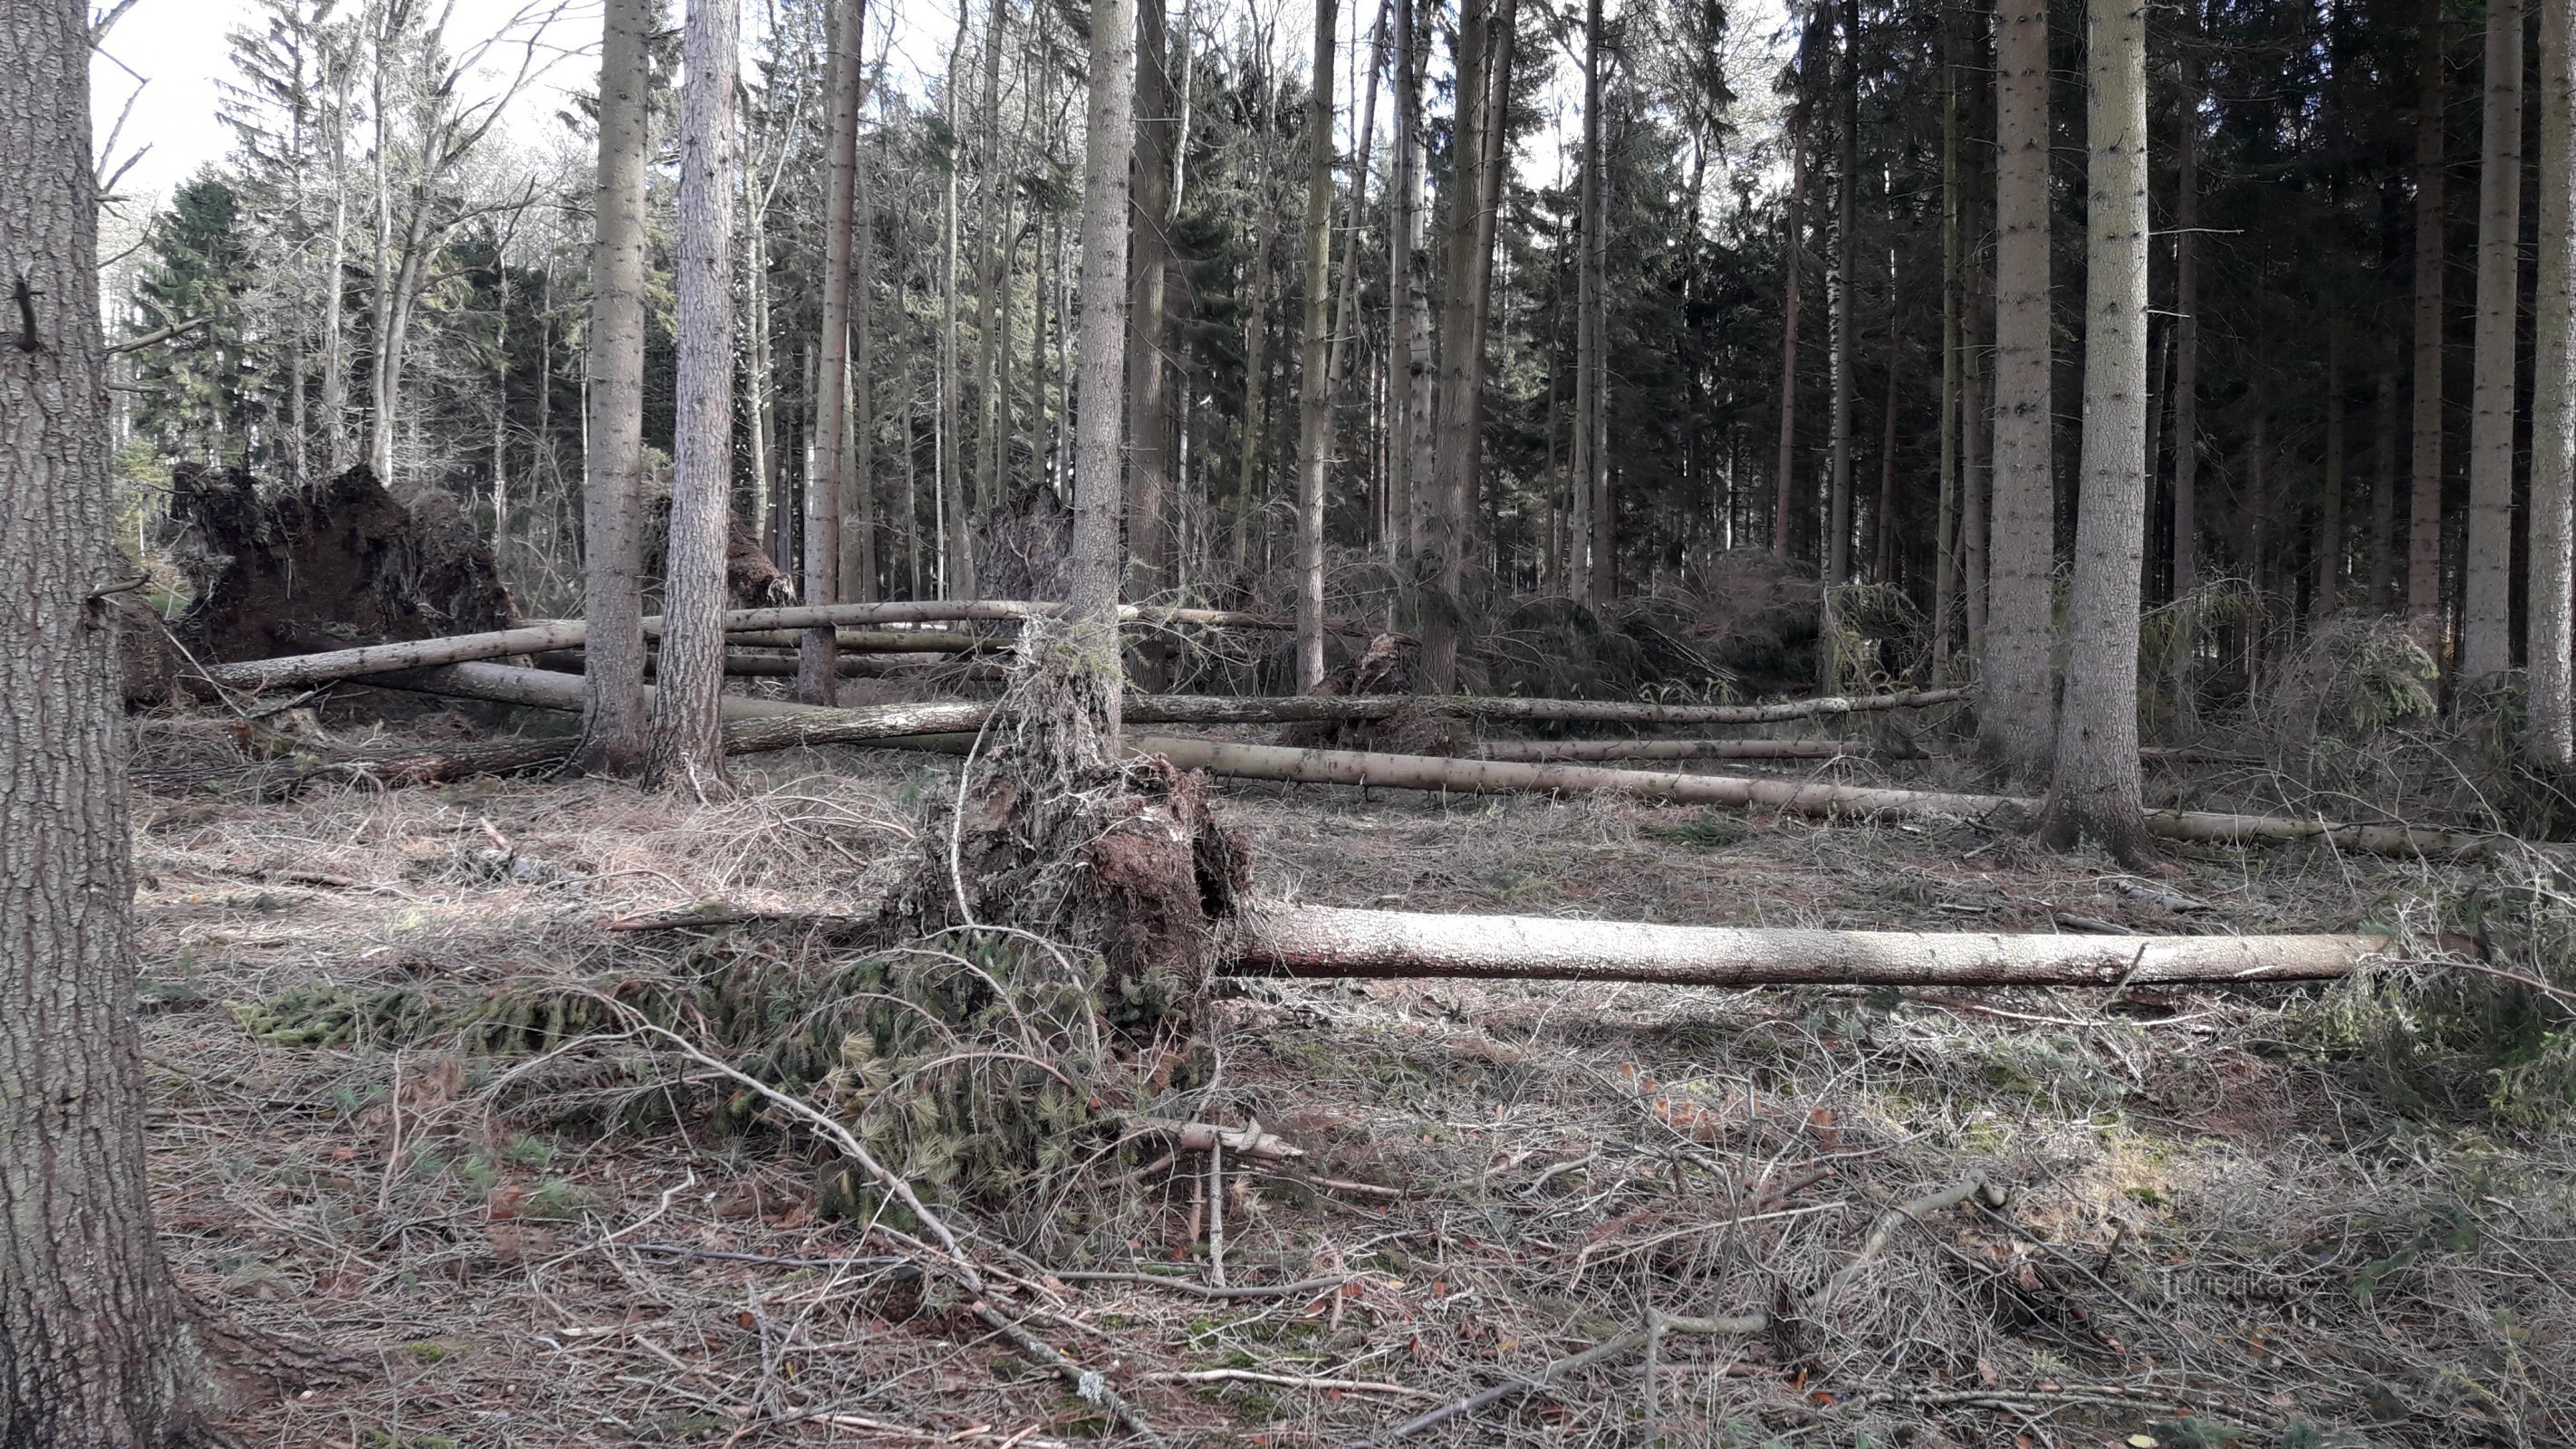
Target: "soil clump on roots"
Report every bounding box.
[879,618,1250,1023]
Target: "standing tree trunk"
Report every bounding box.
[1072,0,1139,728]
[2372,371,2400,607]
[802,0,865,705]
[2410,0,2450,656]
[322,63,353,473]
[1825,0,1860,590]
[1773,144,1808,561]
[846,122,879,605]
[1393,0,1435,557]
[1128,0,1179,640]
[1979,0,2057,780]
[2463,0,2525,681]
[0,0,193,1436]
[1577,0,1610,606]
[2532,0,2575,763]
[2317,318,2347,619]
[2040,0,2149,860]
[1934,2,1962,672]
[939,2,976,600]
[1294,0,1339,690]
[575,0,653,775]
[646,0,740,794]
[972,0,1010,521]
[2167,0,2202,717]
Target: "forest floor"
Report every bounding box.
[132,709,2576,1448]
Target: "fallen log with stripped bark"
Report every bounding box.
[339,665,2516,859]
[1473,737,1933,762]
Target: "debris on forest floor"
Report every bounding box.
[130,715,2576,1447]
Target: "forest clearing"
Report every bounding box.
[12,0,2576,1441]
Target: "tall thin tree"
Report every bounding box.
[2462,0,2524,680]
[2041,0,2150,859]
[1979,0,2057,779]
[2409,0,2449,655]
[802,0,865,705]
[0,0,194,1437]
[2532,0,2575,763]
[1825,0,1860,590]
[1072,0,1139,725]
[646,0,741,793]
[1293,0,1339,689]
[575,0,653,775]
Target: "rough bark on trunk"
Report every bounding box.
[2372,371,2400,608]
[1421,0,1499,691]
[801,0,863,705]
[2317,320,2347,620]
[645,0,741,794]
[2533,0,2576,763]
[2038,0,2149,861]
[1979,0,2057,780]
[1934,5,1962,670]
[847,130,879,605]
[575,0,653,775]
[1773,145,1808,561]
[1394,0,1435,558]
[2463,0,2524,681]
[1825,0,1860,590]
[1576,0,1610,604]
[2168,2,2202,715]
[2410,0,2450,656]
[0,1,194,1435]
[1127,0,1178,635]
[1294,0,1339,690]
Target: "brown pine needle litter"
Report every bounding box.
[133,713,2576,1446]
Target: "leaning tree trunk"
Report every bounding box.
[2410,0,2450,657]
[800,0,865,705]
[2039,0,2150,862]
[575,0,654,775]
[2533,0,2575,764]
[2463,0,2524,682]
[645,0,741,794]
[1,0,194,1437]
[1293,0,1339,691]
[1978,0,2058,782]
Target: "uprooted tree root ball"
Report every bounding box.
[878,617,1251,1022]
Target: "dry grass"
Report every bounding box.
[134,711,2576,1448]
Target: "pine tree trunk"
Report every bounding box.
[0,2,193,1435]
[1072,0,1139,730]
[2463,0,2524,681]
[1578,0,1609,606]
[1396,0,1436,559]
[2372,370,2399,607]
[1127,0,1178,640]
[972,0,1009,523]
[645,0,740,794]
[1773,143,1807,561]
[1294,0,1339,690]
[801,0,864,705]
[2317,319,2347,619]
[322,71,352,474]
[2532,0,2575,763]
[2168,1,2201,720]
[574,0,654,775]
[1825,0,1860,590]
[1979,0,2057,780]
[846,125,879,605]
[1934,4,1961,672]
[2039,0,2149,860]
[1871,323,1898,583]
[939,4,976,600]
[2410,0,2450,655]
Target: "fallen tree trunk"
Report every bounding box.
[527,649,1005,680]
[1228,901,2386,986]
[1116,688,1969,728]
[191,601,1359,693]
[361,666,2518,858]
[1474,737,1933,762]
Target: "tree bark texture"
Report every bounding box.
[2463,0,2525,681]
[575,0,654,774]
[800,0,865,705]
[1773,145,1808,561]
[2533,0,2576,763]
[1072,0,1139,736]
[1422,0,1498,691]
[646,0,741,793]
[1826,0,1860,589]
[2410,0,2450,656]
[1294,0,1340,690]
[1233,904,2389,989]
[1980,0,2058,781]
[1127,0,1178,619]
[1935,4,1961,671]
[1576,0,1610,604]
[2039,0,2150,861]
[2167,0,2202,712]
[1,0,193,1436]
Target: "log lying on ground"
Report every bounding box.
[189,601,1357,693]
[1474,737,1933,762]
[1117,688,1969,728]
[526,649,1006,681]
[1228,901,2386,986]
[359,666,2515,858]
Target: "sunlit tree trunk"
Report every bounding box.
[0,2,194,1437]
[2462,0,2524,681]
[574,0,652,775]
[1294,0,1339,689]
[645,0,740,794]
[2040,0,2149,860]
[2531,0,2575,763]
[801,0,864,705]
[1979,0,2057,780]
